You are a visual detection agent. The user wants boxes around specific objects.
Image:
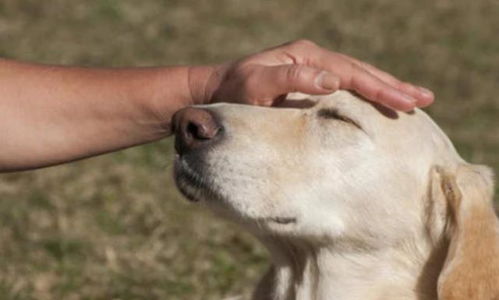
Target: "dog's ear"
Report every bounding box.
[434,164,499,300]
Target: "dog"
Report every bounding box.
[172,91,499,300]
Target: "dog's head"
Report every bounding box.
[172,91,498,298]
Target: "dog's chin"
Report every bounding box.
[174,156,224,203]
[174,156,300,236]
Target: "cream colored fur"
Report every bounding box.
[174,91,499,300]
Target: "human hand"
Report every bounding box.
[189,40,433,111]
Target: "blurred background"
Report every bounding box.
[0,0,497,299]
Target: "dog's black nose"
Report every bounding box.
[172,107,222,155]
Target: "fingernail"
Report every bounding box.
[315,71,340,91]
[417,86,434,98]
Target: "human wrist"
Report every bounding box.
[187,64,226,105]
[121,67,190,137]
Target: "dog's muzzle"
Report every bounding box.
[172,107,224,202]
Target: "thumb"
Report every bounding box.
[256,64,341,97]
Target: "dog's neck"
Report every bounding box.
[253,235,447,300]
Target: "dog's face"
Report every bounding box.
[173,90,499,299]
[173,91,461,244]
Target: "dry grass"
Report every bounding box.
[0,0,497,299]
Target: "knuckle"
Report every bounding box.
[285,65,307,83]
[343,63,363,88]
[289,39,317,51]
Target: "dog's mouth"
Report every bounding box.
[174,155,299,230]
[174,155,224,203]
[264,217,297,225]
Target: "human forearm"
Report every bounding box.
[0,59,199,171]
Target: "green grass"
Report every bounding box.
[0,0,498,299]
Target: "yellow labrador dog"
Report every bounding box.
[172,91,499,300]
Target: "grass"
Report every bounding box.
[0,0,498,299]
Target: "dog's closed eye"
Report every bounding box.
[317,108,362,130]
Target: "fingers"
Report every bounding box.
[341,55,434,107]
[250,64,341,105]
[244,62,423,111]
[322,58,427,111]
[347,67,418,111]
[304,54,415,111]
[217,40,435,110]
[280,40,435,110]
